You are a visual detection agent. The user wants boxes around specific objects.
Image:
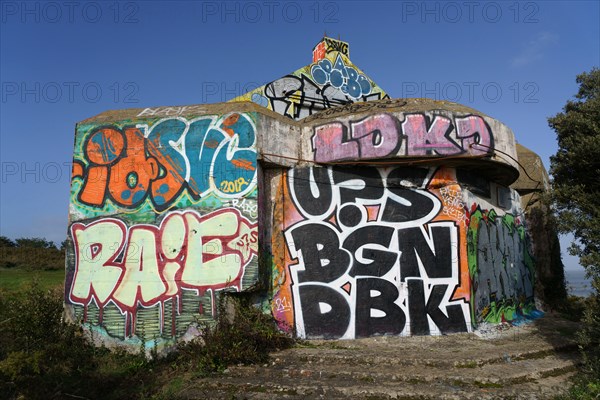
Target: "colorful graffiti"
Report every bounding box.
[230,43,388,121]
[64,37,540,348]
[66,112,259,349]
[272,166,536,339]
[68,208,257,338]
[312,113,494,162]
[313,37,349,62]
[248,72,386,121]
[467,207,535,324]
[74,113,257,211]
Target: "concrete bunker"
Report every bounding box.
[64,37,554,352]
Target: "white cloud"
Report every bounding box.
[511,31,559,68]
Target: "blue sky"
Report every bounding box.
[1,1,598,270]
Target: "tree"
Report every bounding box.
[0,236,15,248]
[549,67,600,377]
[550,68,600,272]
[14,237,56,249]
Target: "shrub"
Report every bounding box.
[0,283,295,399]
[175,295,295,375]
[0,247,64,271]
[0,281,99,399]
[578,288,600,376]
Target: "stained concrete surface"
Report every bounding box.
[168,313,581,399]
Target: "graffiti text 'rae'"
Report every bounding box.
[69,208,258,324]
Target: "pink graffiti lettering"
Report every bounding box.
[311,113,493,162]
[312,122,359,162]
[402,114,455,155]
[455,115,494,155]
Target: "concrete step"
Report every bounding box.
[174,349,578,400]
[224,352,579,386]
[177,370,577,400]
[267,340,579,369]
[170,315,582,400]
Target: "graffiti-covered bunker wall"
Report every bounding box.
[66,37,541,351]
[66,103,266,351]
[266,98,536,339]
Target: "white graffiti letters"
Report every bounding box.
[69,209,258,317]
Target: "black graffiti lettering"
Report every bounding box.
[291,223,350,283]
[425,284,468,334]
[381,188,436,223]
[407,279,429,335]
[338,204,363,227]
[285,166,469,338]
[263,74,387,121]
[307,98,404,121]
[291,167,333,217]
[324,37,349,56]
[264,76,315,120]
[355,278,406,338]
[387,166,430,188]
[398,225,453,280]
[408,279,467,335]
[343,226,396,277]
[298,284,350,339]
[332,167,384,204]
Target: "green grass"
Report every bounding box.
[0,268,64,293]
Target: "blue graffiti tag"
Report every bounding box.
[311,55,372,99]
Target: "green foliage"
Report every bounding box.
[577,289,600,375]
[556,375,600,400]
[0,237,294,398]
[550,68,600,273]
[560,295,587,322]
[0,281,100,399]
[0,236,65,270]
[0,245,64,270]
[0,268,65,293]
[549,67,600,389]
[174,296,295,376]
[14,237,57,249]
[0,280,294,399]
[0,236,16,248]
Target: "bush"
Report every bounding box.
[0,281,99,399]
[0,247,64,271]
[175,295,295,375]
[578,288,600,375]
[559,375,600,400]
[0,237,15,248]
[0,283,295,399]
[556,284,600,400]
